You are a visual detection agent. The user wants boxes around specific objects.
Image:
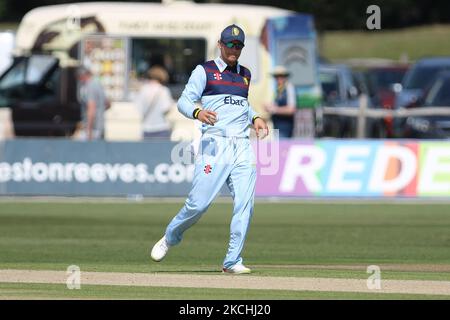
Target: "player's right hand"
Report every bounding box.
[253,117,269,139]
[197,110,218,126]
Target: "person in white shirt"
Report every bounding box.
[135,66,174,139]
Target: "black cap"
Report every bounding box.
[220,24,245,44]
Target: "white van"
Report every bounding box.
[0,1,321,140]
[0,31,15,75]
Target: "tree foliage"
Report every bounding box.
[1,0,449,31]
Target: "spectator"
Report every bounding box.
[264,66,296,138]
[77,66,110,140]
[135,66,174,139]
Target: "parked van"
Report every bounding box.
[0,1,321,140]
[0,31,15,75]
[0,31,15,140]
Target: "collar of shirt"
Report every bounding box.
[214,56,240,74]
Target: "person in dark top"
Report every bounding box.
[264,66,296,138]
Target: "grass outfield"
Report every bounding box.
[320,24,450,61]
[0,201,449,299]
[1,283,449,300]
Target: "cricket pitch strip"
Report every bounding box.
[0,269,449,296]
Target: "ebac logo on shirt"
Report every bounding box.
[224,96,246,106]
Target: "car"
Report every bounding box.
[393,57,450,138]
[395,57,450,109]
[318,64,377,138]
[402,71,450,139]
[364,64,410,137]
[0,55,80,136]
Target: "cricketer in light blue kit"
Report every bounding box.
[151,24,269,274]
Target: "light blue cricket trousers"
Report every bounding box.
[165,134,256,269]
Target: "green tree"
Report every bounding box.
[1,0,450,30]
[0,0,6,21]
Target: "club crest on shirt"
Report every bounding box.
[213,73,222,80]
[204,164,213,175]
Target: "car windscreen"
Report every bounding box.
[424,77,450,106]
[0,55,57,90]
[403,65,450,90]
[319,71,340,103]
[369,69,406,90]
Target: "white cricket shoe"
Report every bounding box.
[222,264,252,274]
[151,236,170,262]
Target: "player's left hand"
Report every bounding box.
[253,118,269,139]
